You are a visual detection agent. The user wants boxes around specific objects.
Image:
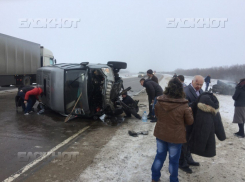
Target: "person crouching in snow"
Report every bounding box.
[121,91,141,119]
[151,78,194,182]
[24,87,43,115]
[189,92,226,157]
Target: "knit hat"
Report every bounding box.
[121,91,128,96]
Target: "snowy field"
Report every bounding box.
[79,74,245,182]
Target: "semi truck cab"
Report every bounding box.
[41,47,55,67]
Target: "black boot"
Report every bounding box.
[235,123,245,138]
[179,166,192,173]
[136,114,141,120]
[179,159,192,173]
[187,154,200,166]
[234,123,241,135]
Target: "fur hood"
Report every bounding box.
[197,102,219,115]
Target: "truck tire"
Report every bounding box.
[107,61,127,69]
[23,76,31,86]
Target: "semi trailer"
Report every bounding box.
[0,33,55,86]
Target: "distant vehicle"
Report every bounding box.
[212,80,236,95]
[138,72,146,78]
[0,33,55,86]
[37,61,130,120]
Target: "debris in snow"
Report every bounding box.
[100,114,125,126]
[35,146,43,148]
[128,130,148,137]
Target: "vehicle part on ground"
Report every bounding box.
[100,114,125,126]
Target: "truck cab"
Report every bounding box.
[41,47,55,67]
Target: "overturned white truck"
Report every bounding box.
[37,61,128,119]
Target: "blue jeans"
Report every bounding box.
[205,82,209,91]
[18,92,26,111]
[151,138,182,182]
[25,96,36,113]
[152,97,157,117]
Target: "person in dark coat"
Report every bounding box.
[204,75,211,91]
[232,78,245,138]
[177,75,187,87]
[147,69,158,84]
[121,91,141,119]
[189,92,226,157]
[140,78,163,122]
[179,75,204,173]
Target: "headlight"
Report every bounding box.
[101,67,115,81]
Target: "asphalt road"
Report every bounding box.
[0,74,161,182]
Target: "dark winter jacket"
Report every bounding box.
[205,76,211,83]
[17,86,34,97]
[149,75,158,84]
[20,86,35,93]
[25,87,43,101]
[122,95,134,106]
[189,93,226,157]
[154,94,193,143]
[232,83,245,107]
[143,80,163,100]
[184,84,204,107]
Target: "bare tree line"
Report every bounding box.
[164,64,245,82]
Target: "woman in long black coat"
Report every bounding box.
[232,78,245,138]
[189,93,226,157]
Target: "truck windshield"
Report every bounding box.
[49,58,54,65]
[64,70,85,114]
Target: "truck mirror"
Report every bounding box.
[54,59,57,64]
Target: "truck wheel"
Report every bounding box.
[23,76,31,86]
[107,61,127,69]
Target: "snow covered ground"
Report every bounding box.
[78,75,245,182]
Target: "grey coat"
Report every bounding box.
[184,84,203,136]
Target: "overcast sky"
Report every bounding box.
[0,0,244,72]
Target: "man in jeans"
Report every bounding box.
[140,78,163,122]
[24,87,43,115]
[204,75,211,91]
[17,86,35,112]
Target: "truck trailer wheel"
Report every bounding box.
[23,76,31,86]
